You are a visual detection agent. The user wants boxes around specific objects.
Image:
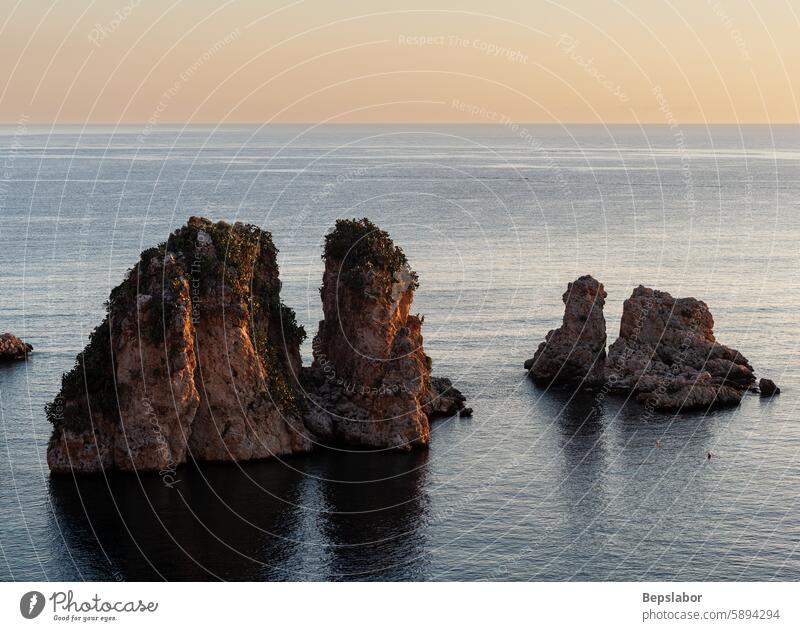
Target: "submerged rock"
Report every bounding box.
[525,275,607,389]
[47,217,311,474]
[301,218,468,450]
[759,378,780,397]
[606,286,755,411]
[0,333,32,361]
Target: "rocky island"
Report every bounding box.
[524,275,607,389]
[47,217,312,474]
[527,277,776,411]
[301,218,470,450]
[47,217,468,474]
[606,286,756,411]
[0,333,33,361]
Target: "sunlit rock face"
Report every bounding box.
[0,333,33,361]
[302,218,468,450]
[525,275,607,389]
[606,285,756,411]
[47,217,311,474]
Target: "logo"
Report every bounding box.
[20,591,46,619]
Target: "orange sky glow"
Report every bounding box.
[1,0,798,124]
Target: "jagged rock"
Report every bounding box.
[0,333,32,361]
[301,218,468,450]
[759,378,780,397]
[606,286,755,411]
[525,275,607,388]
[422,376,472,418]
[47,217,311,474]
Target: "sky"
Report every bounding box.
[0,0,798,124]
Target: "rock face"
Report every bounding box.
[759,378,780,397]
[0,333,32,361]
[47,217,311,474]
[302,218,468,450]
[525,275,607,388]
[606,286,756,411]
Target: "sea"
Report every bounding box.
[0,123,798,580]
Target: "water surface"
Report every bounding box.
[1,124,798,580]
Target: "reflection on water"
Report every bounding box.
[47,449,429,581]
[549,388,611,519]
[315,449,430,580]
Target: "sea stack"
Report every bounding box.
[524,275,607,389]
[0,333,33,361]
[302,218,468,450]
[606,286,756,411]
[47,217,311,474]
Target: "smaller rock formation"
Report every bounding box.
[302,218,468,450]
[759,378,780,397]
[47,217,312,474]
[423,376,473,418]
[606,286,755,411]
[0,333,32,361]
[525,275,607,389]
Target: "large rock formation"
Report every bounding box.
[524,275,607,389]
[47,217,311,474]
[606,285,756,411]
[301,218,469,450]
[0,333,32,361]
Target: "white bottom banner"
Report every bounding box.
[1,582,796,630]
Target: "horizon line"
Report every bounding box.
[1,120,798,127]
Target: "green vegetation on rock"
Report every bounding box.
[46,319,118,432]
[47,217,308,430]
[323,217,419,294]
[256,339,305,418]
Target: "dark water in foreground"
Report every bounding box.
[1,124,799,580]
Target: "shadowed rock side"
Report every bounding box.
[301,218,469,450]
[422,376,472,418]
[525,275,607,389]
[759,378,780,397]
[47,217,311,474]
[0,333,33,361]
[606,285,756,411]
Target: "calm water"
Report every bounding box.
[1,124,798,581]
